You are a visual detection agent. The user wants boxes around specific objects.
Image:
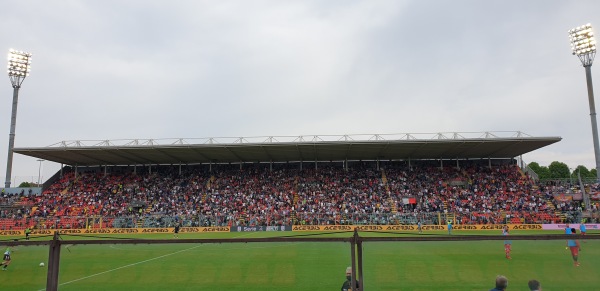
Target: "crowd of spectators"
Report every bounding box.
[0,161,594,230]
[536,180,599,223]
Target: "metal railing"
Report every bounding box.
[1,229,598,291]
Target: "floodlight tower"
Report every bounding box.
[5,49,32,188]
[569,24,599,180]
[37,159,44,186]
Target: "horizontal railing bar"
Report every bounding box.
[1,233,597,247]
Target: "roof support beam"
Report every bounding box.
[296,144,304,161]
[223,146,244,162]
[154,148,184,163]
[189,148,211,162]
[100,148,148,165]
[260,145,274,161]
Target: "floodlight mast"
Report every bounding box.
[569,24,599,181]
[5,49,32,188]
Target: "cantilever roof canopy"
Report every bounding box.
[13,132,561,166]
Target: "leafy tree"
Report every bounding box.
[571,165,591,179]
[527,162,541,173]
[529,161,597,180]
[18,182,32,187]
[527,162,550,179]
[548,161,570,179]
[536,166,551,180]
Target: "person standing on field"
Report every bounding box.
[567,228,581,266]
[25,227,32,240]
[1,248,11,271]
[502,225,511,259]
[174,222,180,238]
[341,266,359,291]
[579,223,586,243]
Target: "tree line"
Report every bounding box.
[527,161,597,180]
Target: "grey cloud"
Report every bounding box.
[1,0,600,185]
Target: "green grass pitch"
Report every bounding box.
[1,230,599,290]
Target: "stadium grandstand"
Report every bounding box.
[1,131,597,231]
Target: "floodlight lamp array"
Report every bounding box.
[7,49,32,78]
[569,25,595,50]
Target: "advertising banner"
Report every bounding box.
[0,230,23,236]
[553,193,573,202]
[230,226,291,232]
[7,224,590,236]
[0,226,231,236]
[181,227,230,233]
[291,225,354,232]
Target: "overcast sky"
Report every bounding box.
[1,0,600,186]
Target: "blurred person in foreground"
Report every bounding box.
[528,279,541,291]
[1,248,11,271]
[341,266,359,291]
[489,275,508,291]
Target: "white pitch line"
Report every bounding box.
[36,244,202,291]
[36,232,259,290]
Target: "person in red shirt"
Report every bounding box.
[503,225,511,259]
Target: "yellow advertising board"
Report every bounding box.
[0,224,543,236]
[0,226,230,236]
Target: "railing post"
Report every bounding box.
[357,228,364,291]
[350,228,360,290]
[46,231,62,291]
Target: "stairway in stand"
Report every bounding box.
[380,169,397,214]
[37,218,46,229]
[445,212,455,224]
[62,176,80,194]
[144,203,153,214]
[546,200,566,222]
[206,176,215,189]
[517,168,527,178]
[291,176,299,224]
[499,211,506,223]
[442,200,455,223]
[238,211,247,225]
[204,175,215,203]
[198,176,214,221]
